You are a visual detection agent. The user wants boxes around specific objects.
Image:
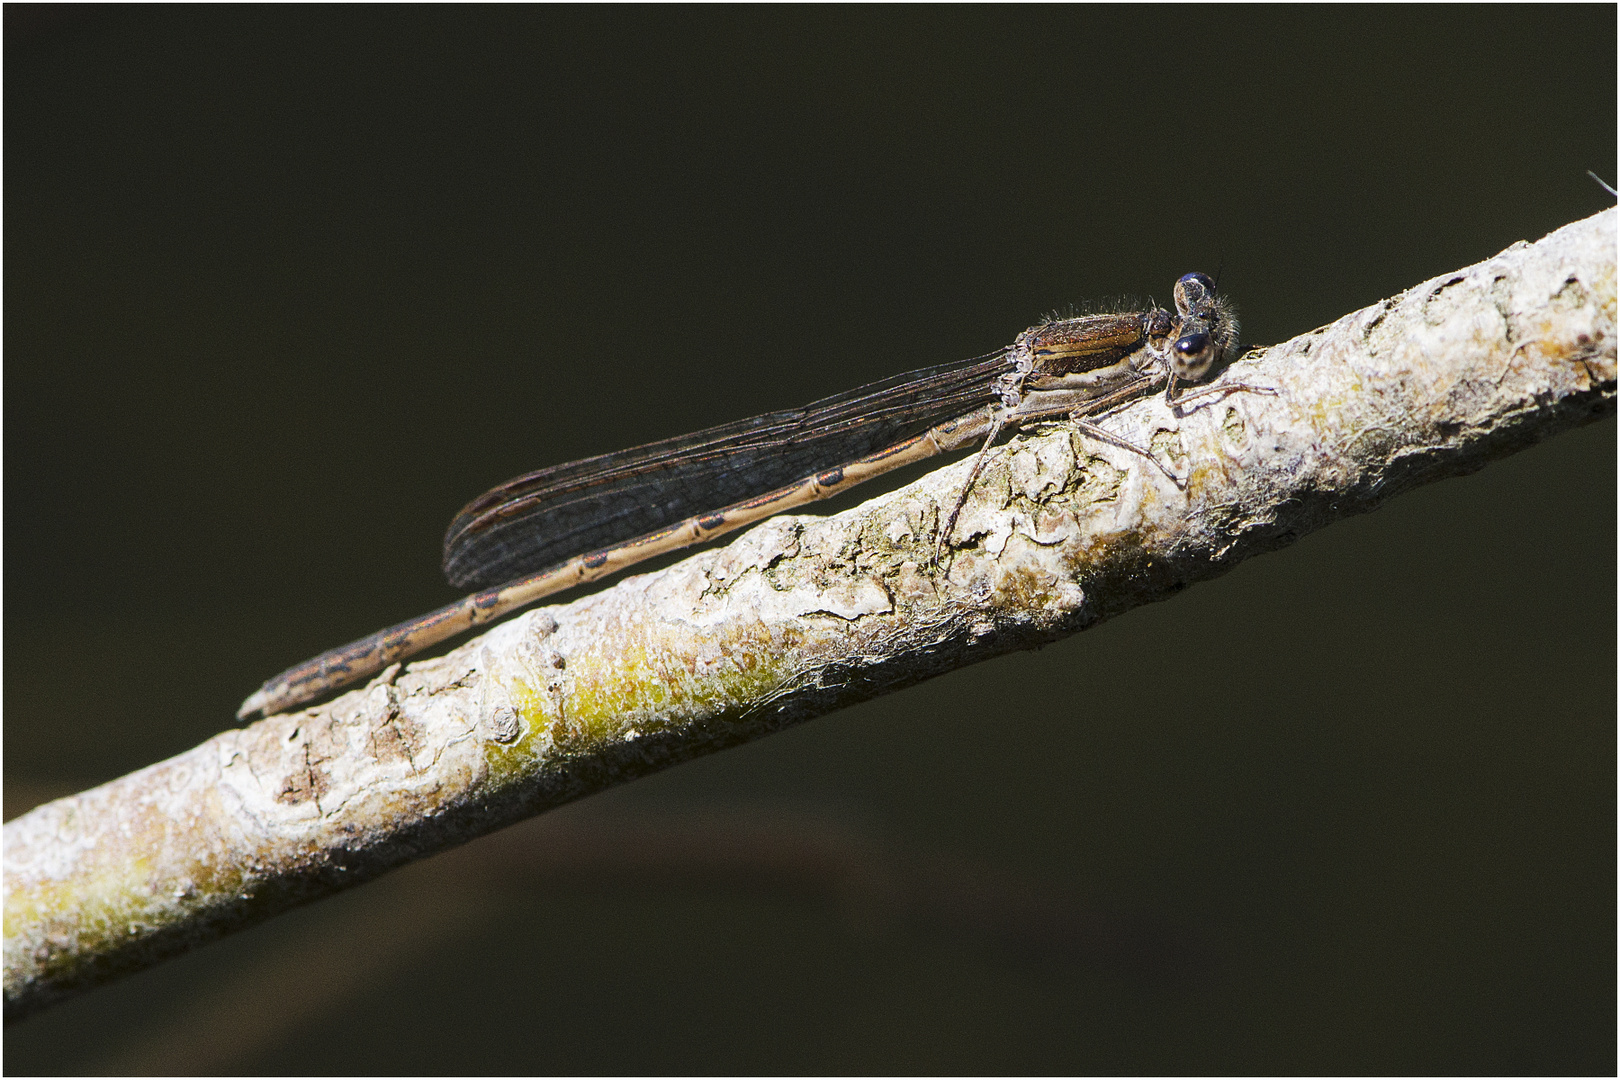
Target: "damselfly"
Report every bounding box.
[238,272,1261,719]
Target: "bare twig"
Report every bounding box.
[5,208,1614,1021]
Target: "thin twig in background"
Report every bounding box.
[89,805,1188,1075]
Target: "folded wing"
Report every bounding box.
[442,352,1011,589]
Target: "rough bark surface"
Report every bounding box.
[6,208,1615,1021]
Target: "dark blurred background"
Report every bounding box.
[5,5,1614,1073]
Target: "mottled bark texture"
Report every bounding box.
[6,209,1615,1021]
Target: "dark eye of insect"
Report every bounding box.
[1175,332,1210,355]
[1178,272,1215,292]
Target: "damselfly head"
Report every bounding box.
[1169,271,1239,382]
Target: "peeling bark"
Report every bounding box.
[6,208,1615,1021]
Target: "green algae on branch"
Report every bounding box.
[5,208,1615,1022]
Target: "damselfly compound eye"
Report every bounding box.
[1172,330,1217,380]
[1173,272,1216,317]
[1175,332,1210,357]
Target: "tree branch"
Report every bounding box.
[6,208,1614,1021]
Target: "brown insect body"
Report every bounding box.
[240,275,1254,719]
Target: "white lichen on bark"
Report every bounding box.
[6,208,1615,1021]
